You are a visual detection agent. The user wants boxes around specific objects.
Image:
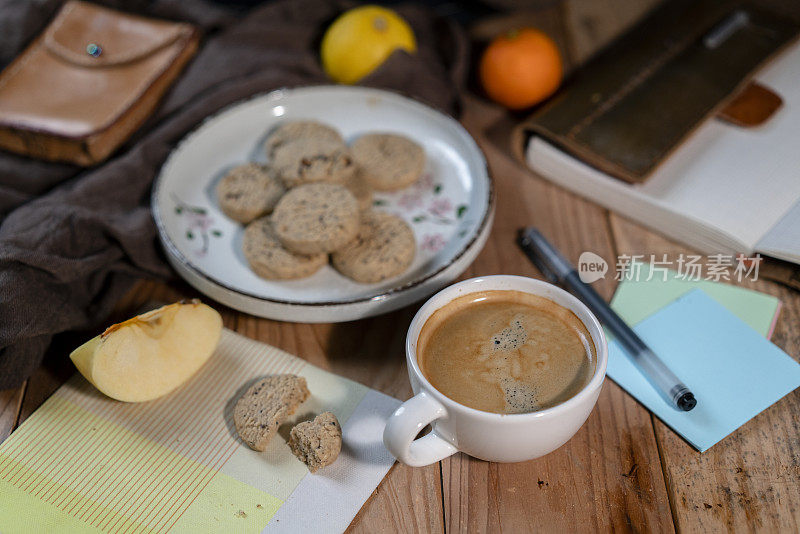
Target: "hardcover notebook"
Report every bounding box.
[515,1,800,264]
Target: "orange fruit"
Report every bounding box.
[479,28,563,110]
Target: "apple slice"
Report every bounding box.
[70,300,222,402]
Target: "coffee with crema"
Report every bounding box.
[418,290,596,414]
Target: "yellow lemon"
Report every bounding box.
[321,6,417,85]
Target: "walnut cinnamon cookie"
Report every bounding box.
[233,374,310,452]
[216,163,285,224]
[242,217,327,280]
[271,137,356,188]
[288,412,342,473]
[350,133,425,191]
[332,211,415,283]
[264,121,343,158]
[343,168,373,211]
[271,183,360,254]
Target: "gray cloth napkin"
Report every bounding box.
[0,0,468,389]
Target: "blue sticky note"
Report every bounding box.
[607,289,800,452]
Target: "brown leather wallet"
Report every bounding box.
[0,1,198,166]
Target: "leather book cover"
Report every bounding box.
[513,0,799,184]
[0,1,198,166]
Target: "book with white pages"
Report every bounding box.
[523,40,800,265]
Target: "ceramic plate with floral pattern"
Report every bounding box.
[152,86,494,322]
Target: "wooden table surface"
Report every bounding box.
[2,1,799,532]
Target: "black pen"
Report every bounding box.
[518,227,697,412]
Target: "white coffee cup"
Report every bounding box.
[383,275,608,465]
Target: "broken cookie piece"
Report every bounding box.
[233,375,310,451]
[288,412,342,473]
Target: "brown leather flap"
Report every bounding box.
[43,1,189,67]
[718,81,783,127]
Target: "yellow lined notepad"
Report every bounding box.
[0,330,399,533]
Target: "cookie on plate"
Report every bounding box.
[343,168,373,211]
[271,183,360,254]
[243,217,327,280]
[216,163,285,223]
[288,412,342,473]
[350,133,425,191]
[233,374,310,452]
[264,121,343,158]
[332,211,415,283]
[271,137,356,188]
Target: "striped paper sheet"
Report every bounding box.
[0,330,399,533]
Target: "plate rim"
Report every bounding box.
[152,85,494,308]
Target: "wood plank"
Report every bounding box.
[349,463,444,534]
[609,214,800,533]
[2,1,796,532]
[439,92,673,532]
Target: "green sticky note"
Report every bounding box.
[610,262,781,336]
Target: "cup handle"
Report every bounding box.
[383,391,458,466]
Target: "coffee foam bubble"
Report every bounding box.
[501,378,539,414]
[492,318,527,351]
[481,314,540,413]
